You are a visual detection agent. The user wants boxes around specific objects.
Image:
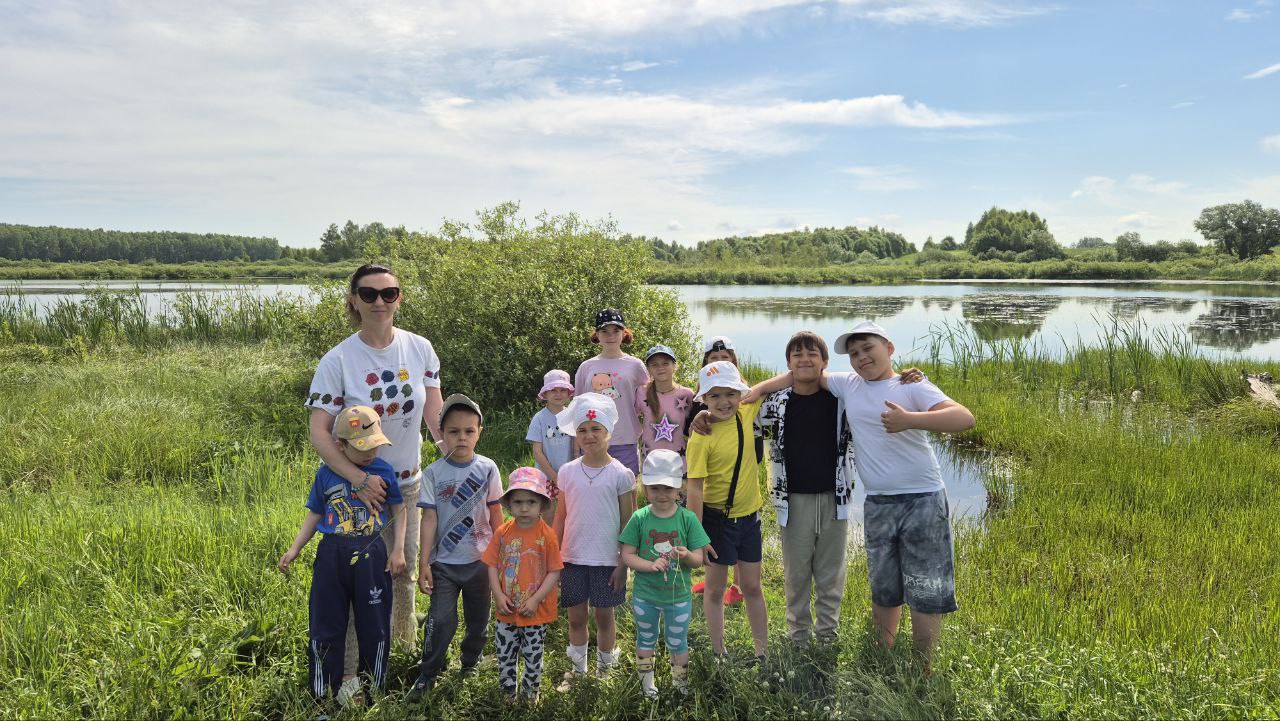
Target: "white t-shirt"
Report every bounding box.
[827,372,952,496]
[557,457,636,566]
[306,329,442,485]
[573,355,649,445]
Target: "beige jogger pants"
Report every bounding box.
[780,491,849,642]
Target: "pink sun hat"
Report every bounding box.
[538,369,575,400]
[503,466,553,503]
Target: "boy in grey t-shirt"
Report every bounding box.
[408,394,505,701]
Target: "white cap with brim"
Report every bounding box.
[555,392,619,436]
[702,335,735,354]
[834,321,893,354]
[694,360,751,401]
[641,449,684,489]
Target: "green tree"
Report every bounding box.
[1075,236,1108,249]
[965,207,1062,260]
[1194,200,1280,260]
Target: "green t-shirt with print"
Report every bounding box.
[619,505,712,605]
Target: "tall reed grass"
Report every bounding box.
[2,328,1278,718]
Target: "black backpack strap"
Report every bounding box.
[723,413,745,518]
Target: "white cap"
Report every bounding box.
[694,361,751,401]
[834,321,893,354]
[641,450,684,488]
[703,335,735,354]
[555,392,619,436]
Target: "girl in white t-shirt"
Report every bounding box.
[551,393,637,687]
[573,308,649,475]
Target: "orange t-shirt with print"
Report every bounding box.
[481,519,564,626]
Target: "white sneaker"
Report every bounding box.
[336,677,363,707]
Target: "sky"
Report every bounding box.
[1,0,1278,249]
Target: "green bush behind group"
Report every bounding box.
[1,205,1279,719]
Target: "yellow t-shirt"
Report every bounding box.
[685,398,764,519]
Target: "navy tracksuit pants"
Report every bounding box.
[308,534,393,698]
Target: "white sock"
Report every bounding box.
[567,644,588,674]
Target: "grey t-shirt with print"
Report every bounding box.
[417,455,504,565]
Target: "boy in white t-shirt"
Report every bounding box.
[748,320,974,673]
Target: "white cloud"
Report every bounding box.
[857,0,1055,26]
[667,219,684,231]
[1226,8,1263,21]
[1244,62,1280,80]
[1127,174,1187,194]
[1171,101,1194,109]
[619,60,660,72]
[1117,211,1159,229]
[1264,134,1280,153]
[841,165,925,191]
[1071,176,1116,199]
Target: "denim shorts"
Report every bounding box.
[864,490,958,614]
[700,509,763,566]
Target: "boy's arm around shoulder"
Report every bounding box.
[743,371,793,404]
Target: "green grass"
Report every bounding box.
[1,334,1279,719]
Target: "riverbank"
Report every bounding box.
[6,253,1280,284]
[1,330,1276,719]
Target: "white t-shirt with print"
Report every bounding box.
[573,355,649,445]
[557,457,636,567]
[525,407,573,475]
[306,329,442,485]
[826,372,952,496]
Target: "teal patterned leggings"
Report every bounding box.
[631,598,692,654]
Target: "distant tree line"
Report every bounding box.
[646,225,916,267]
[0,224,300,263]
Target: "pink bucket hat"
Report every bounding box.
[538,369,575,400]
[503,467,553,503]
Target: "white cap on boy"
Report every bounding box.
[694,360,751,401]
[641,450,684,489]
[555,392,619,436]
[833,321,893,354]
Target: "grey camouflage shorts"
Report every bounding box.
[864,490,958,615]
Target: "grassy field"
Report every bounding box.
[2,325,1279,719]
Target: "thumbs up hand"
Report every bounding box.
[880,400,914,433]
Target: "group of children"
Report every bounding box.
[279,307,973,705]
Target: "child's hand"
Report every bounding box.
[387,550,406,577]
[672,546,689,562]
[494,591,515,615]
[277,549,298,575]
[419,564,434,595]
[898,367,926,384]
[609,565,627,592]
[651,556,670,573]
[690,410,713,436]
[881,401,916,433]
[741,388,759,404]
[517,597,539,617]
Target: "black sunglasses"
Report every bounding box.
[355,286,401,303]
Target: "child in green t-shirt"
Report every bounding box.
[619,449,712,699]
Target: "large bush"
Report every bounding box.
[304,203,699,409]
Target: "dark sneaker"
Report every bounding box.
[405,675,435,704]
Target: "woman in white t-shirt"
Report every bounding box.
[304,263,445,697]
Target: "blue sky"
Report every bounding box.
[1,0,1277,248]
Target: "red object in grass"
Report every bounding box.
[724,585,744,605]
[692,581,705,594]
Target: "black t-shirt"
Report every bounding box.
[782,389,840,494]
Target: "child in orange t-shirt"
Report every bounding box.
[482,467,564,701]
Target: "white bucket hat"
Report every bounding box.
[834,321,893,354]
[555,392,619,436]
[641,450,684,489]
[537,369,575,400]
[694,360,751,401]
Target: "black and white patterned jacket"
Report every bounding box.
[758,387,857,527]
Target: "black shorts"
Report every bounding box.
[558,562,626,608]
[701,509,763,566]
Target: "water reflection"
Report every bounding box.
[702,295,911,322]
[961,294,1064,341]
[1189,301,1280,352]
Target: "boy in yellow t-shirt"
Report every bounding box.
[685,361,769,663]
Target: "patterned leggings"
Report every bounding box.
[494,621,549,696]
[632,598,692,654]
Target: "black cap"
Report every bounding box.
[594,308,625,330]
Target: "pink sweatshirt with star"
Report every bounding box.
[634,383,696,459]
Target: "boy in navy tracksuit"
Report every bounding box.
[278,405,407,703]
